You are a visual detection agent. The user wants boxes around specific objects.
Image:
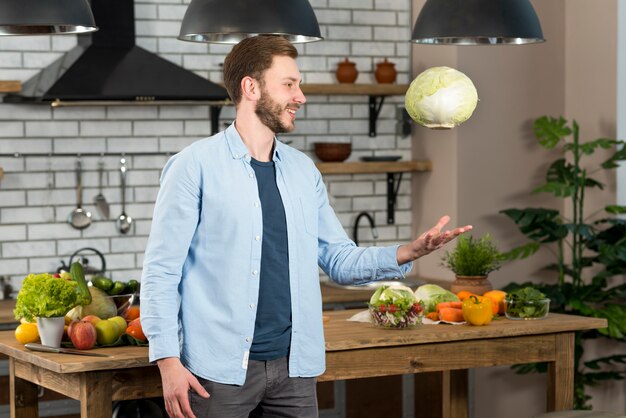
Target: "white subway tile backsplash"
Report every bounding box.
[353,10,397,25]
[3,241,56,258]
[28,224,81,240]
[26,121,78,137]
[0,52,22,68]
[0,3,412,281]
[0,258,28,276]
[0,122,24,137]
[107,107,159,120]
[0,225,27,241]
[22,52,63,69]
[134,121,183,136]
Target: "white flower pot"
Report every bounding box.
[36,316,65,348]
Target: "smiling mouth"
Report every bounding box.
[286,108,297,120]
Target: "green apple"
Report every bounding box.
[95,319,120,345]
[109,316,128,337]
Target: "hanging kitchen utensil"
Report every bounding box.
[67,156,92,230]
[116,157,133,234]
[94,157,110,219]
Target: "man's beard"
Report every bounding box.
[255,88,295,134]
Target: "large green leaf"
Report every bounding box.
[592,304,626,340]
[533,116,571,149]
[500,208,568,243]
[564,138,620,155]
[584,354,626,371]
[601,144,626,169]
[499,242,541,261]
[605,205,626,215]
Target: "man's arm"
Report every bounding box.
[396,215,472,265]
[158,357,209,418]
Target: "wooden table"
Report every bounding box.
[0,310,606,418]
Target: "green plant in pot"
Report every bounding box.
[499,116,626,409]
[441,233,503,295]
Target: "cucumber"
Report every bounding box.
[70,262,92,305]
[108,281,126,295]
[125,279,139,294]
[91,276,114,291]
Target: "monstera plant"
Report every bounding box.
[500,116,626,409]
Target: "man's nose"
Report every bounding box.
[294,85,306,104]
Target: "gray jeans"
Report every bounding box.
[189,357,318,418]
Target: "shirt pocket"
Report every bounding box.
[299,197,319,238]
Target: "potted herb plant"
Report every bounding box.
[14,263,92,347]
[500,116,626,409]
[441,233,503,295]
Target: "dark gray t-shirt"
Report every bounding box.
[249,158,291,360]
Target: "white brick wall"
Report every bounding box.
[0,0,414,289]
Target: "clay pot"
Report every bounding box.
[450,275,493,296]
[336,58,358,84]
[375,58,397,84]
[314,142,352,162]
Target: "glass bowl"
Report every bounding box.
[108,293,135,318]
[368,304,423,329]
[504,298,550,320]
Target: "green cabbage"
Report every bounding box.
[67,286,117,320]
[405,66,478,129]
[414,284,459,314]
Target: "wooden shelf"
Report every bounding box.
[302,84,409,137]
[0,80,21,93]
[301,83,408,96]
[316,160,431,175]
[316,160,431,224]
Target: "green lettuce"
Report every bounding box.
[369,284,416,311]
[14,273,82,322]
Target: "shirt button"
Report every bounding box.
[249,173,254,178]
[234,154,239,158]
[249,303,256,309]
[255,235,261,241]
[254,202,260,208]
[252,270,258,275]
[245,337,251,343]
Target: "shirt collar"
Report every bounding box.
[224,122,284,162]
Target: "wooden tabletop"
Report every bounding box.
[0,310,606,374]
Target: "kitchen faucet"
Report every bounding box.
[353,212,378,246]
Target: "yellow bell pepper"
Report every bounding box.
[462,295,493,326]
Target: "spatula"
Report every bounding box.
[94,159,109,219]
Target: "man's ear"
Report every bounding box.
[241,76,260,101]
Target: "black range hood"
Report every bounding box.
[4,0,230,132]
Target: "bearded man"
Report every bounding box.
[140,35,471,418]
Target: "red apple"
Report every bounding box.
[68,320,97,350]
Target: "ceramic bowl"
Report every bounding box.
[314,142,352,162]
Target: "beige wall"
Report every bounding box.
[410,0,624,416]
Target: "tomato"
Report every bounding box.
[378,305,386,313]
[125,318,146,342]
[388,304,397,313]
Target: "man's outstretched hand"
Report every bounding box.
[397,216,472,265]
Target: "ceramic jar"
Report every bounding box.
[450,275,493,296]
[336,58,358,84]
[375,58,397,84]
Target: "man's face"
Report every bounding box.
[255,55,306,134]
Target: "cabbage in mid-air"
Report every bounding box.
[405,66,478,129]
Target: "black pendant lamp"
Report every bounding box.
[411,0,544,45]
[178,0,323,44]
[0,0,97,35]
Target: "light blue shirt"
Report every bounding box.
[140,123,413,385]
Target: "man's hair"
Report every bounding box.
[223,35,298,105]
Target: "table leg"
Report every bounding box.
[442,369,468,418]
[9,358,39,418]
[547,332,574,411]
[79,371,113,418]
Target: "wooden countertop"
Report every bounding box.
[0,300,16,325]
[0,310,607,374]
